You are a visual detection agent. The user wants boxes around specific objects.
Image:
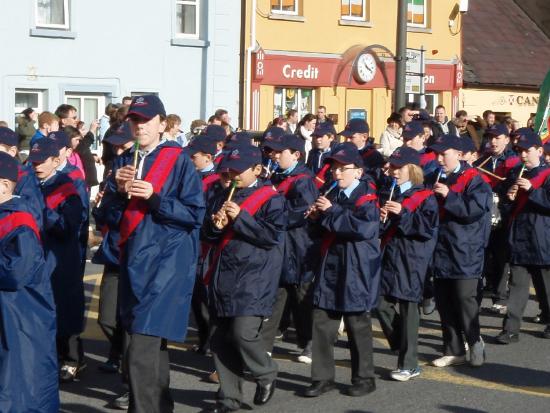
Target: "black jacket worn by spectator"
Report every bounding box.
[76,131,99,187]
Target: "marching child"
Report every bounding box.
[0,152,59,412]
[428,134,492,368]
[29,138,86,381]
[496,130,550,343]
[204,145,286,412]
[303,142,380,398]
[377,147,439,381]
[260,134,319,363]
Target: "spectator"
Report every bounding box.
[268,116,288,131]
[0,121,7,127]
[99,103,119,141]
[214,108,234,134]
[527,115,536,130]
[55,104,99,188]
[286,109,299,134]
[296,113,317,160]
[122,96,133,106]
[16,107,37,152]
[163,114,188,147]
[63,126,86,179]
[185,119,207,144]
[433,105,458,137]
[316,105,334,126]
[398,106,416,125]
[102,105,129,180]
[378,112,403,158]
[30,112,60,148]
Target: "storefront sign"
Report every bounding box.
[493,95,540,106]
[282,64,320,80]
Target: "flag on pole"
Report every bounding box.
[535,69,550,143]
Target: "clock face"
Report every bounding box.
[354,53,377,83]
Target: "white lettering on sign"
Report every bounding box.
[424,75,435,84]
[282,64,319,80]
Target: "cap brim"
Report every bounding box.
[217,164,250,174]
[338,130,353,137]
[104,135,133,146]
[126,111,154,121]
[262,141,286,151]
[429,143,451,153]
[27,153,51,163]
[389,159,409,167]
[514,143,534,151]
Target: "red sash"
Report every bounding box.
[202,173,220,193]
[276,173,309,196]
[68,168,85,182]
[46,182,79,210]
[380,189,433,248]
[203,185,279,285]
[420,151,436,167]
[320,193,378,257]
[509,167,550,224]
[0,212,41,242]
[438,168,479,220]
[119,147,182,247]
[17,167,28,181]
[480,156,520,188]
[214,154,224,165]
[361,149,376,161]
[314,164,330,189]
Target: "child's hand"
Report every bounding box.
[224,201,241,220]
[315,196,332,212]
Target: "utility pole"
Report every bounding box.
[395,0,408,111]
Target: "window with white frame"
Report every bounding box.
[274,88,314,120]
[407,0,427,28]
[35,0,69,29]
[175,0,199,37]
[14,89,45,116]
[271,0,298,15]
[341,0,367,21]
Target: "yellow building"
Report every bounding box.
[242,0,464,139]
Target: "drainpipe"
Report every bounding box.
[245,0,257,130]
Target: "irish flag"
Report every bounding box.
[535,69,550,143]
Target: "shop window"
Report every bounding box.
[274,88,314,120]
[175,0,199,38]
[271,0,298,15]
[407,0,427,28]
[341,0,367,21]
[35,0,70,29]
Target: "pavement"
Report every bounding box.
[59,263,550,413]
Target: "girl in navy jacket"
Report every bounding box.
[303,142,380,399]
[377,147,439,381]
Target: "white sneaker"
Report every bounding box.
[469,338,486,367]
[431,355,466,367]
[390,367,421,382]
[297,350,312,364]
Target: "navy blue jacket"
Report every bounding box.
[307,147,333,175]
[359,145,386,185]
[0,198,59,413]
[204,182,286,318]
[313,178,381,312]
[15,162,45,229]
[41,172,85,337]
[92,186,120,269]
[432,163,492,279]
[379,185,439,302]
[503,163,550,266]
[103,141,205,342]
[271,163,319,284]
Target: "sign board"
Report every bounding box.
[406,49,422,74]
[406,75,422,94]
[348,108,367,121]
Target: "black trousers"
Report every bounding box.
[261,283,313,352]
[98,266,124,361]
[211,316,278,410]
[434,278,481,356]
[483,225,510,304]
[191,278,211,351]
[376,296,420,370]
[503,266,550,334]
[311,308,375,383]
[57,335,84,365]
[126,333,173,413]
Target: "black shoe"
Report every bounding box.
[345,379,376,397]
[542,325,550,339]
[207,405,239,413]
[98,358,120,373]
[59,362,87,383]
[111,392,129,410]
[253,380,276,405]
[302,380,336,397]
[495,330,519,344]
